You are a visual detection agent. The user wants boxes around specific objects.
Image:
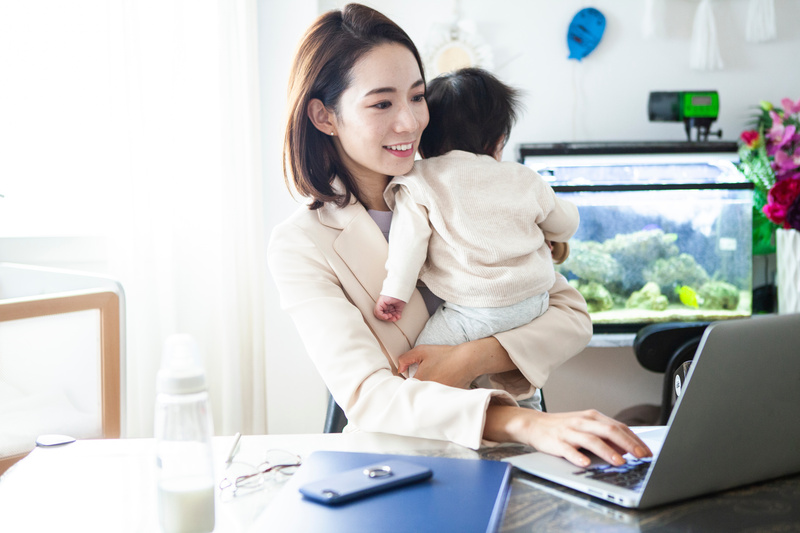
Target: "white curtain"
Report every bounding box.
[105,0,267,437]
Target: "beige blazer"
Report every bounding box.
[268,195,592,449]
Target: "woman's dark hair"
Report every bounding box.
[419,68,522,159]
[284,4,425,210]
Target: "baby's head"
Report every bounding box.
[419,67,522,160]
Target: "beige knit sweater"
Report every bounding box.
[382,150,579,308]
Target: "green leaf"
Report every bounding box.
[752,207,776,255]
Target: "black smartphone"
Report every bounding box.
[298,459,433,505]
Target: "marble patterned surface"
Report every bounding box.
[480,445,800,533]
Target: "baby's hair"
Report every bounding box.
[419,67,522,159]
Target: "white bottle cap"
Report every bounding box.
[157,334,207,394]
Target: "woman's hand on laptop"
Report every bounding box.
[485,405,652,467]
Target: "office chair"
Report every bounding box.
[633,321,710,425]
[323,393,347,434]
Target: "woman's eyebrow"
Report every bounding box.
[364,87,396,97]
[363,78,425,98]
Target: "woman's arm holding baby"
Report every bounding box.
[398,274,591,389]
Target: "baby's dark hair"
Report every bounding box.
[419,67,522,159]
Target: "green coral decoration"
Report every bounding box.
[698,280,740,310]
[556,240,621,286]
[558,226,748,318]
[570,280,614,313]
[602,229,679,292]
[626,282,669,311]
[643,253,710,301]
[602,229,679,260]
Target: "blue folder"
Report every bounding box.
[251,450,513,533]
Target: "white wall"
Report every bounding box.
[259,0,330,434]
[262,0,800,433]
[330,0,800,150]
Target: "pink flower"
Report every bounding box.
[740,130,760,148]
[766,114,796,156]
[773,149,800,178]
[781,97,800,115]
[739,97,800,231]
[770,174,800,203]
[764,175,800,227]
[763,202,788,225]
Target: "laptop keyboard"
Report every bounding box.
[575,457,653,492]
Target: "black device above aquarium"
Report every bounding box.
[519,142,753,334]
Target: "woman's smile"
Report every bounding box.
[384,142,415,157]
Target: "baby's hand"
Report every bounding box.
[374,295,406,322]
[549,241,570,264]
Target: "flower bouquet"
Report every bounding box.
[738,97,800,254]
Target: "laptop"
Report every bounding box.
[504,313,800,509]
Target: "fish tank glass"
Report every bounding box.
[520,142,754,333]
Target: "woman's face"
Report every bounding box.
[332,43,429,187]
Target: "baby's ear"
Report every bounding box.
[551,242,570,264]
[492,136,505,161]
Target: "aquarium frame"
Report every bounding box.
[517,141,751,335]
[552,182,754,193]
[517,141,739,161]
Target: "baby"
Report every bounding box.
[374,68,578,388]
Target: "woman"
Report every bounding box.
[269,3,650,467]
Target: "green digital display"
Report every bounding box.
[681,91,719,119]
[647,90,721,141]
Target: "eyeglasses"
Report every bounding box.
[219,449,302,498]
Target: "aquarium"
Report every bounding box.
[520,142,753,333]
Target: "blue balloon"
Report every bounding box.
[567,8,606,61]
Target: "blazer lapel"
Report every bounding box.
[319,197,429,360]
[328,204,389,302]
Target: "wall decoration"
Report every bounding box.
[745,0,777,43]
[567,8,606,61]
[642,0,666,40]
[690,0,724,70]
[423,1,493,78]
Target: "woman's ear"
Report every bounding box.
[307,98,337,136]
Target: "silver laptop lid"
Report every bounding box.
[639,313,800,508]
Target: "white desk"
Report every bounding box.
[4,433,800,532]
[0,433,477,532]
